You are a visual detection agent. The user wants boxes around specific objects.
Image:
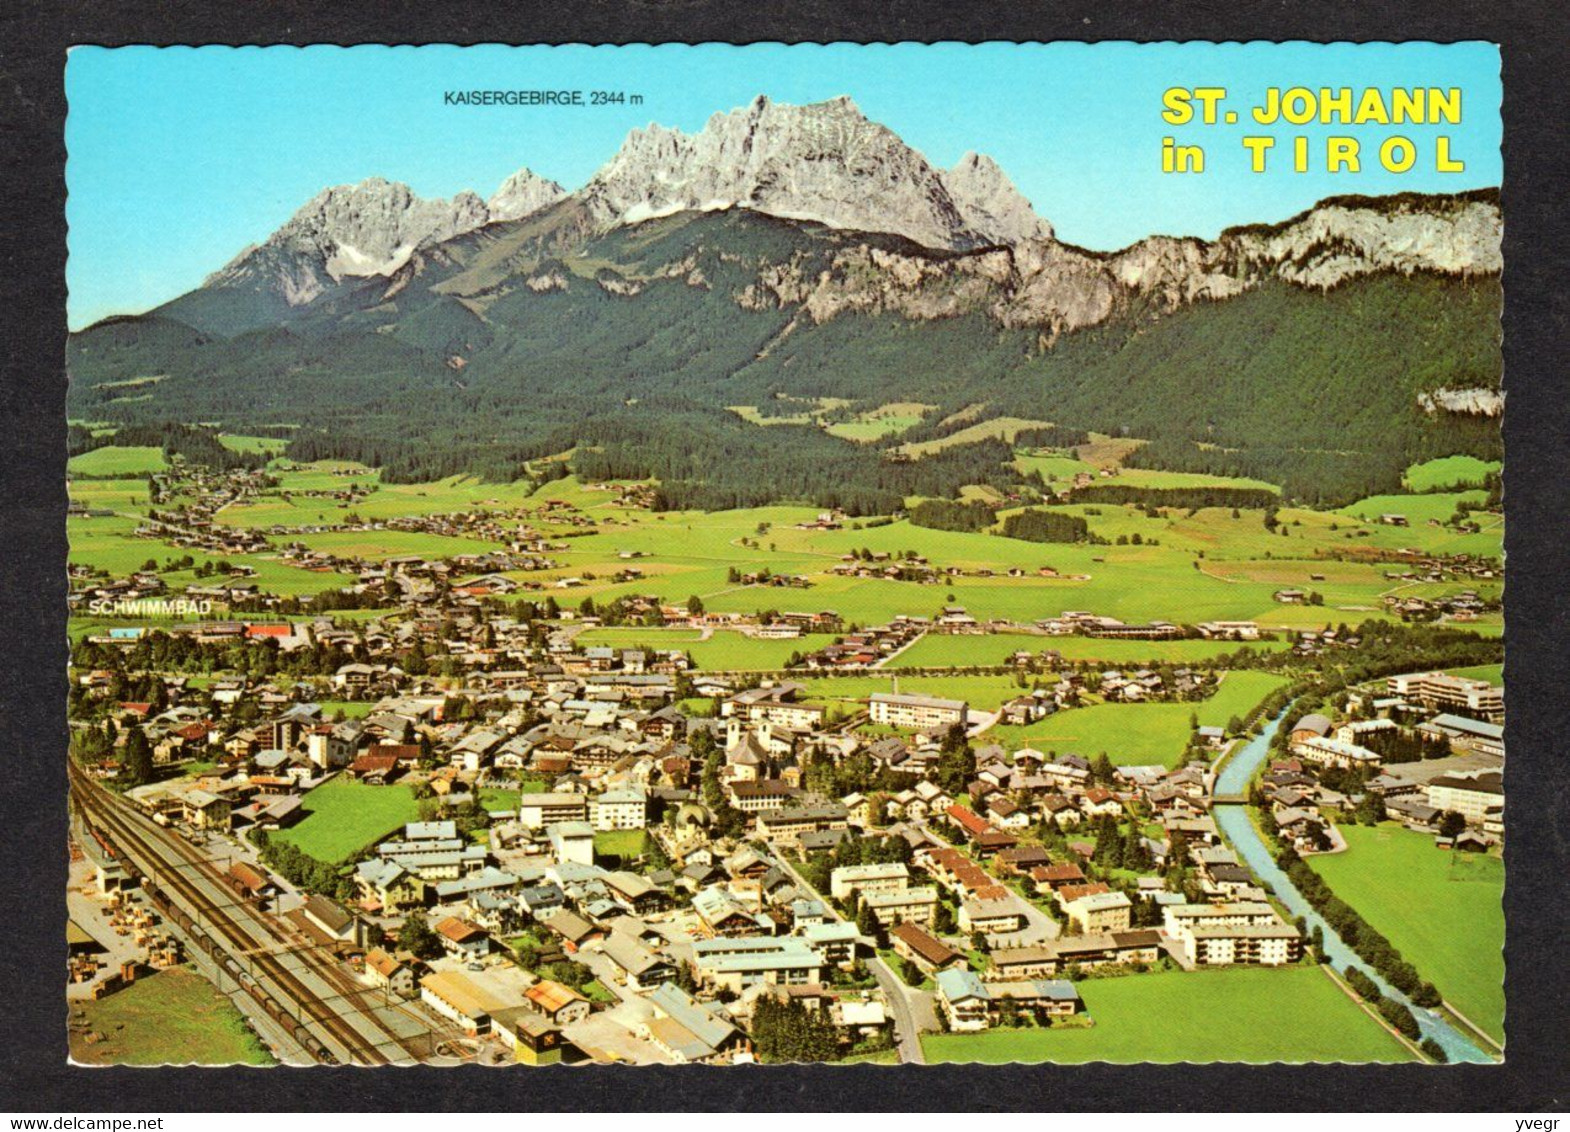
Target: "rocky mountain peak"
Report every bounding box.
[942,151,1055,247]
[203,176,496,306]
[578,95,1039,252]
[270,177,489,277]
[487,167,567,222]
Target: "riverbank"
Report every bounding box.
[1209,715,1495,1064]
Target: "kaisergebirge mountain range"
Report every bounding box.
[68,95,1503,510]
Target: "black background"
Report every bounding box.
[2,0,1565,1112]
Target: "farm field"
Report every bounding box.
[890,632,1288,669]
[68,478,152,510]
[69,965,275,1066]
[1403,456,1500,493]
[289,528,505,562]
[271,779,420,864]
[919,966,1413,1063]
[1310,823,1504,1046]
[989,671,1289,765]
[893,417,1054,458]
[68,445,168,476]
[217,434,289,455]
[1095,467,1282,493]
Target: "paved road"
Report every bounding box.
[868,953,926,1064]
[767,849,926,1064]
[872,630,926,670]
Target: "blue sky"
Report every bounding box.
[66,42,1500,329]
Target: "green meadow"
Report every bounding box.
[1310,823,1504,1046]
[593,830,648,860]
[70,455,1500,643]
[1445,663,1503,685]
[271,779,421,864]
[990,670,1288,765]
[217,434,290,455]
[70,965,274,1067]
[1014,451,1098,482]
[920,966,1413,1064]
[891,632,1287,669]
[574,627,839,670]
[823,403,933,442]
[68,445,168,476]
[288,528,505,563]
[793,673,1035,714]
[1403,456,1500,493]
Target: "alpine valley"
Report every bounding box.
[64,86,1509,1070]
[67,95,1503,509]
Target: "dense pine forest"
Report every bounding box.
[67,209,1501,510]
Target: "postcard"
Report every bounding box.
[64,41,1503,1067]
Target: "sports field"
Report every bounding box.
[271,779,421,864]
[1310,823,1504,1045]
[920,966,1413,1063]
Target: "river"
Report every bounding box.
[1211,712,1496,1064]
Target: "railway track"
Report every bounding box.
[69,764,420,1066]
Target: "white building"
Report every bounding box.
[547,821,596,866]
[1426,770,1504,825]
[1182,922,1303,967]
[829,862,910,902]
[593,787,648,831]
[868,692,968,730]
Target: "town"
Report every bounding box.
[66,444,1505,1066]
